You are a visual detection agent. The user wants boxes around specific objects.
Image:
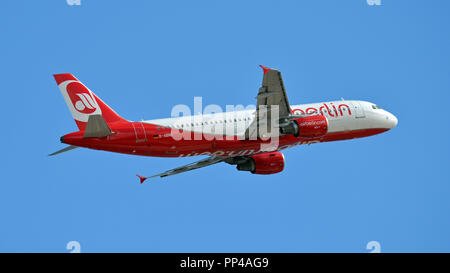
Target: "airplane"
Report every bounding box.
[50,65,398,183]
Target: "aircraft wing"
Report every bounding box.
[245,65,293,139]
[137,156,228,182]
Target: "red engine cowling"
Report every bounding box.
[236,152,285,175]
[294,115,328,138]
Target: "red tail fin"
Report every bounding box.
[54,73,127,131]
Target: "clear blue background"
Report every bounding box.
[0,0,449,252]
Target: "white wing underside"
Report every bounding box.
[139,156,228,181]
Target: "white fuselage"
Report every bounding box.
[144,100,398,135]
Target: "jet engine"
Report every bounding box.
[233,152,285,175]
[280,114,328,138]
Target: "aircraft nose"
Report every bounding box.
[385,112,398,129]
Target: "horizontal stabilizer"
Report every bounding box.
[83,114,112,138]
[48,145,79,156]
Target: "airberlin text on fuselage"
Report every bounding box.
[292,102,352,116]
[174,102,350,157]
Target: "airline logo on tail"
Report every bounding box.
[54,73,127,130]
[56,77,102,123]
[67,82,98,114]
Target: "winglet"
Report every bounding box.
[259,65,271,74]
[136,175,147,184]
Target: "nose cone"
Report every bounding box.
[385,112,398,129]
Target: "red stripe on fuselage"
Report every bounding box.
[61,124,388,158]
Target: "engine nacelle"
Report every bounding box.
[296,114,328,138]
[236,152,285,175]
[280,115,328,138]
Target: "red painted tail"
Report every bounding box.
[54,73,127,131]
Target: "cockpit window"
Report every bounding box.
[372,105,381,110]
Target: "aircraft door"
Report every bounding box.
[351,101,366,118]
[132,122,147,143]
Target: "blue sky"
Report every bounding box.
[0,0,449,252]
